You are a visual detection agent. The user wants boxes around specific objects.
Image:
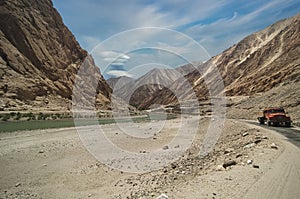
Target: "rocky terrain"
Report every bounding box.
[108,63,198,108]
[110,68,183,108]
[1,0,298,119]
[107,76,134,91]
[0,0,111,111]
[226,82,300,125]
[0,2,299,197]
[1,116,299,198]
[138,14,300,121]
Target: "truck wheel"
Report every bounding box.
[267,121,271,126]
[258,117,265,124]
[286,122,291,127]
[259,119,264,124]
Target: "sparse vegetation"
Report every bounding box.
[0,112,176,132]
[2,114,10,121]
[0,112,76,122]
[52,114,57,120]
[26,112,35,121]
[37,112,45,120]
[15,112,21,120]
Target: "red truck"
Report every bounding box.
[257,107,291,127]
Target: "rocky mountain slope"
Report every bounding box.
[110,68,186,107]
[0,0,111,111]
[107,76,134,91]
[139,14,300,109]
[109,63,199,108]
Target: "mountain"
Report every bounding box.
[139,14,300,109]
[108,63,200,108]
[110,67,198,108]
[0,0,111,111]
[107,76,135,90]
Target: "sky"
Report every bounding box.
[52,0,300,79]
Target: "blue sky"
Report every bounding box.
[52,0,300,79]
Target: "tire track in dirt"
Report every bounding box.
[244,123,300,198]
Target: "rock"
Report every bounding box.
[171,163,177,169]
[216,165,224,171]
[15,183,21,187]
[174,145,180,148]
[247,160,253,165]
[253,164,259,169]
[88,194,92,197]
[254,139,262,144]
[236,154,243,158]
[157,193,169,199]
[39,150,45,154]
[223,160,237,168]
[43,164,47,166]
[242,132,249,137]
[243,143,256,149]
[270,143,278,149]
[225,177,232,181]
[224,148,234,154]
[162,146,169,150]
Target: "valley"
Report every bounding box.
[0,0,299,198]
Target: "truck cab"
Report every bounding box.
[258,107,291,127]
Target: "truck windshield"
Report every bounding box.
[268,109,285,113]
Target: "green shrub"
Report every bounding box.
[55,113,62,119]
[2,114,10,121]
[52,114,57,120]
[37,112,44,120]
[26,112,35,121]
[15,112,21,120]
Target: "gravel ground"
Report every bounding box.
[0,117,299,199]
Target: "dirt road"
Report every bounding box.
[0,118,299,198]
[246,120,300,148]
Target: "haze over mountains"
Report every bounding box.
[0,0,299,122]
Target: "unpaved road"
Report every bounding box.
[243,121,300,199]
[246,120,300,148]
[0,118,300,198]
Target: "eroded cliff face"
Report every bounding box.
[0,0,111,111]
[212,14,300,96]
[139,14,300,109]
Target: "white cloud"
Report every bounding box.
[183,0,298,55]
[106,70,133,78]
[89,27,211,79]
[55,0,300,77]
[95,50,130,65]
